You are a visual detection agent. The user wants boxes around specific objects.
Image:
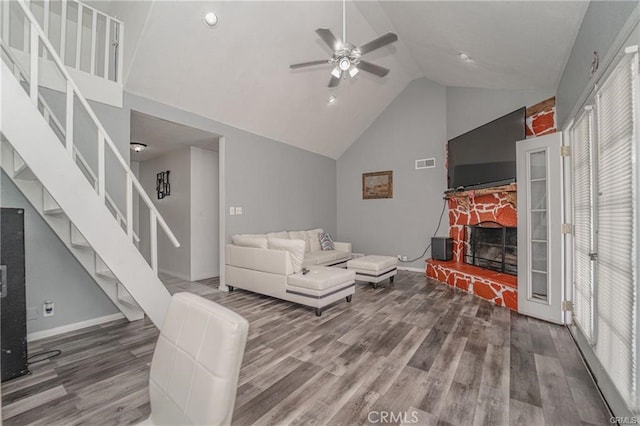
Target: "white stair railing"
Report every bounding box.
[2,30,139,246]
[4,0,179,274]
[1,0,123,83]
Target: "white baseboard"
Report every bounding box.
[27,313,125,342]
[398,266,425,273]
[158,268,191,281]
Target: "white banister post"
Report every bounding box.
[97,130,105,201]
[150,211,158,273]
[89,9,96,75]
[59,0,66,63]
[42,0,49,59]
[65,80,73,154]
[74,1,82,69]
[126,173,133,240]
[116,22,123,83]
[103,17,110,78]
[23,0,30,51]
[1,1,9,43]
[29,23,38,103]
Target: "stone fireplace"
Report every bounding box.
[425,96,557,311]
[426,184,519,310]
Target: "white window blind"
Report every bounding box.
[594,48,638,408]
[572,109,595,342]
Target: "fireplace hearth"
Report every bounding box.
[465,222,517,275]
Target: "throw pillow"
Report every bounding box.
[268,238,305,273]
[232,234,269,249]
[306,228,324,252]
[319,232,335,251]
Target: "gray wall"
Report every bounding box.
[139,148,191,280]
[446,87,555,140]
[1,172,118,335]
[337,78,447,269]
[556,1,639,129]
[125,93,337,240]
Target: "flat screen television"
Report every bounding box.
[447,107,526,191]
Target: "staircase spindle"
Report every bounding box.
[29,23,38,102]
[42,0,49,59]
[98,130,105,201]
[74,2,81,69]
[103,17,110,78]
[65,80,73,154]
[150,211,158,273]
[115,22,122,83]
[89,9,96,74]
[59,0,66,63]
[1,1,9,44]
[126,173,133,240]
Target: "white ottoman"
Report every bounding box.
[347,255,398,289]
[286,267,356,316]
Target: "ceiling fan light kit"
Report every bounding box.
[130,142,147,152]
[289,0,398,87]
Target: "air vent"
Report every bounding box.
[415,158,435,169]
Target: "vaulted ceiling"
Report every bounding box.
[101,1,589,159]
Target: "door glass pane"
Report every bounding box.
[530,151,547,179]
[530,181,547,209]
[531,211,547,240]
[529,149,548,302]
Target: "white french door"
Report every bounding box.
[569,45,639,411]
[517,132,564,324]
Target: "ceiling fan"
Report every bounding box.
[289,0,398,88]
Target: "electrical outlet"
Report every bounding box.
[43,301,54,317]
[229,207,235,216]
[236,207,243,215]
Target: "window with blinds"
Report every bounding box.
[571,109,595,342]
[593,49,638,409]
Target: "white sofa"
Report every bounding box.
[225,229,354,315]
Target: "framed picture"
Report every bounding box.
[362,170,393,199]
[156,171,170,199]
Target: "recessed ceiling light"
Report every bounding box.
[130,142,147,152]
[203,12,218,27]
[328,96,336,104]
[459,52,473,63]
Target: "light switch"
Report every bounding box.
[229,207,235,215]
[236,207,243,215]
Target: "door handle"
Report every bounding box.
[0,265,6,298]
[589,252,598,261]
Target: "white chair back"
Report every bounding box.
[146,292,248,425]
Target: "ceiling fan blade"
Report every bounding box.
[316,28,341,51]
[290,60,331,70]
[357,61,390,77]
[328,71,342,87]
[357,32,398,56]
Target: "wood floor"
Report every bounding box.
[2,271,610,425]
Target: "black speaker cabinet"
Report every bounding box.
[1,208,29,382]
[431,237,453,261]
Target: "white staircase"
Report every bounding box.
[0,0,178,328]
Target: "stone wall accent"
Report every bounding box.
[446,184,517,262]
[427,260,518,310]
[526,96,556,137]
